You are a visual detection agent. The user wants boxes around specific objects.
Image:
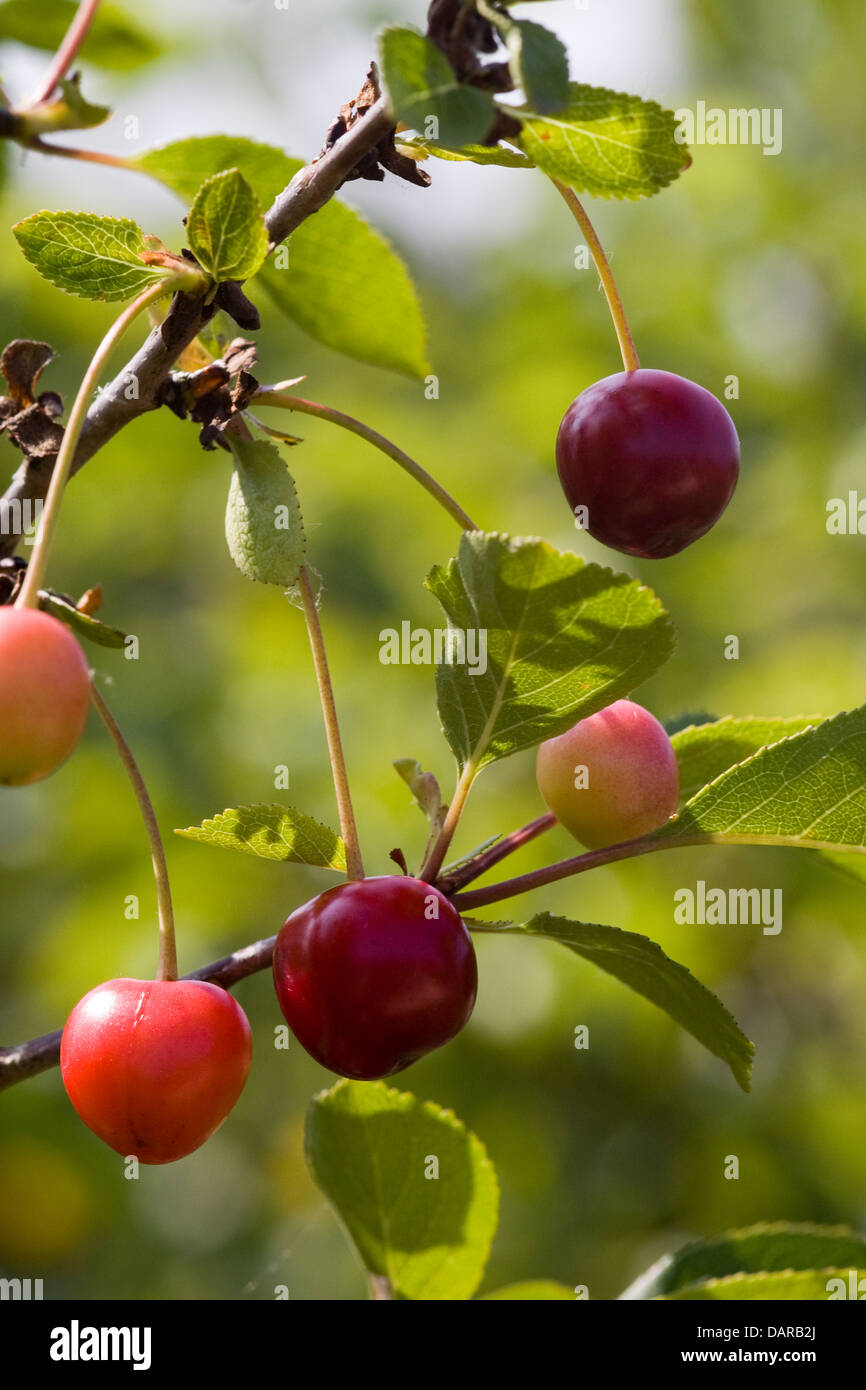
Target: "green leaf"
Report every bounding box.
[663,1269,858,1301]
[394,758,446,834]
[132,136,294,207]
[495,15,571,115]
[399,136,533,168]
[469,914,753,1091]
[425,532,675,777]
[655,707,866,854]
[131,136,430,378]
[18,74,111,138]
[39,592,126,649]
[671,715,823,802]
[224,436,306,588]
[513,82,690,199]
[621,1222,866,1300]
[12,211,167,302]
[186,170,269,284]
[176,804,346,872]
[482,1281,574,1300]
[0,0,163,70]
[379,26,495,147]
[306,1080,499,1301]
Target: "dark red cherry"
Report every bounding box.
[272,875,477,1080]
[556,368,740,558]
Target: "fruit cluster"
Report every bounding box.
[2,595,678,1163]
[3,324,714,1168]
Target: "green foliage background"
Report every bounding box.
[1,0,865,1298]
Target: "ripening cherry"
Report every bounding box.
[556,369,740,559]
[536,699,680,849]
[60,978,253,1164]
[273,875,477,1080]
[0,606,91,785]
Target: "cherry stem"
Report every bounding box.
[15,276,188,612]
[420,762,476,884]
[296,565,365,880]
[90,683,178,982]
[32,0,102,104]
[452,831,710,912]
[437,812,555,894]
[24,138,134,169]
[551,178,641,374]
[252,388,478,532]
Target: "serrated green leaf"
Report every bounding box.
[482,1280,574,1300]
[513,82,690,199]
[425,532,675,778]
[39,592,126,649]
[187,169,269,283]
[621,1222,866,1300]
[12,211,166,301]
[671,715,823,802]
[399,136,533,168]
[225,435,306,587]
[655,707,866,853]
[469,914,753,1091]
[0,0,163,70]
[662,1269,859,1301]
[131,136,429,378]
[379,25,495,147]
[306,1080,499,1301]
[176,804,346,871]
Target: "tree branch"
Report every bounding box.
[436,812,555,895]
[0,934,277,1093]
[0,96,396,556]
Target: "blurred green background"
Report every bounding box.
[1,0,865,1299]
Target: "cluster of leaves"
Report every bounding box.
[382,4,689,199]
[6,0,693,380]
[306,1077,866,1300]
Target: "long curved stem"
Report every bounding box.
[296,566,365,880]
[252,388,478,532]
[33,0,102,104]
[551,178,640,374]
[15,276,188,611]
[90,684,178,982]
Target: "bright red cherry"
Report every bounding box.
[60,979,253,1164]
[537,699,680,849]
[556,368,740,558]
[0,606,91,784]
[273,875,477,1080]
